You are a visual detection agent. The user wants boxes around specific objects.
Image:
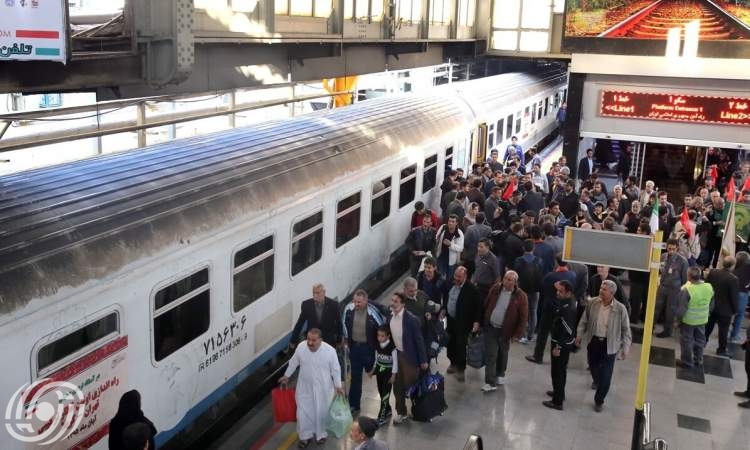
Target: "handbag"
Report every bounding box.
[326,395,353,438]
[466,332,485,369]
[271,387,297,423]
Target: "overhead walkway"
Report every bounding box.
[0,0,485,98]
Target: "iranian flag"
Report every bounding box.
[720,199,736,262]
[650,203,659,235]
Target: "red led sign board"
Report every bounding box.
[600,90,750,126]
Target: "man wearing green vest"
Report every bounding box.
[675,266,715,368]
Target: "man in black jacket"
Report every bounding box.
[577,148,595,182]
[405,215,437,276]
[520,182,545,216]
[291,284,343,347]
[444,266,482,381]
[543,280,578,410]
[342,289,385,413]
[706,256,739,356]
[496,222,525,274]
[513,239,543,344]
[617,145,632,183]
[558,179,580,219]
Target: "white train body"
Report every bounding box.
[0,71,566,449]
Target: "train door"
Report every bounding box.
[522,105,531,139]
[455,136,472,172]
[476,123,488,163]
[468,130,475,165]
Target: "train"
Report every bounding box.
[0,69,567,449]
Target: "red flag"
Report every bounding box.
[710,165,719,185]
[726,176,736,201]
[742,176,750,193]
[502,176,517,200]
[680,206,693,238]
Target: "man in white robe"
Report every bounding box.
[280,328,344,447]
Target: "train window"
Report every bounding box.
[538,100,543,120]
[371,176,392,226]
[531,104,536,124]
[445,146,454,170]
[233,235,275,312]
[554,93,560,108]
[291,211,324,276]
[544,98,549,116]
[336,192,361,248]
[496,119,504,141]
[399,164,417,208]
[515,111,521,133]
[488,132,494,149]
[563,89,568,103]
[37,312,119,375]
[153,268,210,361]
[423,154,438,193]
[505,114,513,138]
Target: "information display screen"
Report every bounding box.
[563,0,750,58]
[599,90,750,126]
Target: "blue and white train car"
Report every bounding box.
[0,70,566,449]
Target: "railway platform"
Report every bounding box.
[209,273,750,450]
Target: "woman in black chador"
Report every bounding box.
[109,390,157,450]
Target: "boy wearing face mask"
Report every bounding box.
[369,325,398,426]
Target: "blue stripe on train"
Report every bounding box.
[154,333,292,447]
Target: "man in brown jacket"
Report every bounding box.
[481,270,529,392]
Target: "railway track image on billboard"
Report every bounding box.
[563,0,750,57]
[565,0,750,39]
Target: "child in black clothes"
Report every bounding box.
[368,325,398,426]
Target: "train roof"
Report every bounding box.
[0,71,563,317]
[448,70,568,123]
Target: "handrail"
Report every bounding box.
[0,91,352,153]
[641,402,668,450]
[0,82,298,121]
[462,434,483,450]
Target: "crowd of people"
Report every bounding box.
[280,146,750,448]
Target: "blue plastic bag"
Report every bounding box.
[326,395,353,438]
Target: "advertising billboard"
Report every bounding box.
[0,0,67,63]
[563,0,750,58]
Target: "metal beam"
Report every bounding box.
[444,40,487,59]
[385,42,429,58]
[0,40,482,98]
[288,44,342,62]
[132,0,194,86]
[0,54,142,94]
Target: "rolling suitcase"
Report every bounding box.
[411,373,447,422]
